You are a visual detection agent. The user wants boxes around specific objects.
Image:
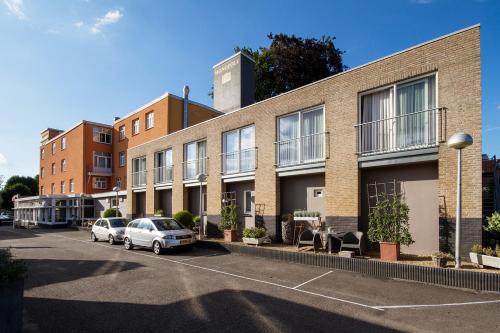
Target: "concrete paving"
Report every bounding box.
[1,225,499,333]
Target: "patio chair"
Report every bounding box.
[297,229,322,253]
[340,231,365,256]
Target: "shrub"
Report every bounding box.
[103,208,121,218]
[154,209,164,216]
[484,211,500,233]
[193,216,201,225]
[173,210,194,229]
[368,193,414,246]
[483,247,495,257]
[219,204,238,231]
[0,248,26,285]
[432,252,454,260]
[471,244,483,254]
[243,227,266,238]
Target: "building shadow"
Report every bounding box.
[23,259,145,290]
[23,290,400,333]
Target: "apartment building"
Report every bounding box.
[126,25,482,256]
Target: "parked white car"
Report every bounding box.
[0,212,12,224]
[91,217,127,245]
[123,217,195,255]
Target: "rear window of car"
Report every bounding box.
[109,219,126,228]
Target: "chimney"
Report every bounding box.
[213,51,255,113]
[114,116,120,121]
[183,85,190,128]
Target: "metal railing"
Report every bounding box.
[132,170,147,187]
[154,165,173,184]
[275,132,329,167]
[93,166,112,174]
[221,148,257,175]
[355,107,446,155]
[182,157,208,180]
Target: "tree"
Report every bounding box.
[235,33,346,102]
[1,183,31,210]
[4,175,38,195]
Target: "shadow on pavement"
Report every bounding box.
[23,290,400,333]
[23,259,145,290]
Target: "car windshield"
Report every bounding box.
[152,219,184,231]
[109,219,126,228]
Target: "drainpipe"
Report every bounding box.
[183,85,190,128]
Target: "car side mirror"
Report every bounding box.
[149,228,153,232]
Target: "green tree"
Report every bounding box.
[1,183,31,210]
[235,33,346,102]
[4,175,38,195]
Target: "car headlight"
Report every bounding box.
[162,235,175,240]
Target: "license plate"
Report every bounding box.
[180,239,191,245]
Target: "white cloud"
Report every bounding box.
[90,9,123,34]
[74,21,84,28]
[497,105,500,110]
[3,0,27,20]
[0,153,7,165]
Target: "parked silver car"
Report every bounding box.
[91,217,127,245]
[123,217,195,255]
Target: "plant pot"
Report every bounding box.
[469,252,500,269]
[242,237,269,246]
[379,241,400,261]
[224,230,238,242]
[0,279,24,333]
[432,256,448,268]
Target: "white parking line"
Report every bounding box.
[292,271,333,289]
[12,229,382,312]
[374,299,500,310]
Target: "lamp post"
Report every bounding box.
[447,132,473,269]
[196,173,207,238]
[112,186,120,217]
[80,193,85,226]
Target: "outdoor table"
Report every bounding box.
[313,231,347,254]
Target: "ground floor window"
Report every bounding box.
[94,177,107,189]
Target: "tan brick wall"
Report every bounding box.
[126,27,482,242]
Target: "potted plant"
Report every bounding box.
[281,213,294,244]
[0,248,27,333]
[219,203,238,242]
[484,211,500,244]
[293,210,321,222]
[469,244,500,269]
[432,252,453,268]
[242,227,269,246]
[154,209,164,217]
[368,193,414,261]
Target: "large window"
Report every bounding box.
[132,156,147,187]
[119,151,126,167]
[146,112,154,129]
[94,152,112,170]
[222,125,256,174]
[93,127,112,144]
[277,107,325,166]
[119,126,125,140]
[154,148,173,183]
[183,140,207,180]
[359,74,437,154]
[132,119,140,135]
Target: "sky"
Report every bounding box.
[0,0,499,181]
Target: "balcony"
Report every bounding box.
[154,165,173,184]
[355,107,445,156]
[275,132,329,168]
[182,158,208,181]
[132,170,146,188]
[221,148,257,175]
[90,166,112,176]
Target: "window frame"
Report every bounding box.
[93,177,107,189]
[51,163,56,175]
[51,142,56,155]
[93,152,112,170]
[93,127,112,144]
[60,181,65,194]
[61,137,66,150]
[61,159,67,172]
[69,179,74,193]
[119,125,126,141]
[132,119,140,135]
[243,190,253,215]
[119,151,126,167]
[146,111,154,130]
[41,148,45,160]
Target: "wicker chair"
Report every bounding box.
[340,231,365,256]
[297,229,322,253]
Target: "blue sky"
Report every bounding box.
[0,0,499,180]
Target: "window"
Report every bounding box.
[244,190,253,214]
[69,179,74,193]
[132,119,140,135]
[40,186,44,195]
[223,125,255,174]
[94,152,112,170]
[60,181,65,194]
[119,126,125,140]
[146,112,154,129]
[51,183,55,194]
[313,189,324,198]
[61,159,67,172]
[154,149,173,184]
[41,148,45,160]
[183,140,207,179]
[277,107,325,166]
[52,142,56,155]
[115,177,122,189]
[93,127,112,144]
[119,151,126,167]
[61,137,66,150]
[51,163,56,175]
[41,167,44,179]
[132,157,147,186]
[94,177,107,189]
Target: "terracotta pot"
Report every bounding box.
[379,241,400,261]
[224,230,238,242]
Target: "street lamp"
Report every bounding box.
[112,186,121,217]
[196,173,207,238]
[447,132,473,269]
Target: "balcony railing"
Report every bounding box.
[92,166,112,175]
[154,165,173,184]
[355,107,446,155]
[221,148,257,175]
[182,157,208,180]
[132,170,147,187]
[275,132,329,167]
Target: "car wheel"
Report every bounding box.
[124,237,133,250]
[153,241,163,255]
[91,232,98,242]
[108,235,115,245]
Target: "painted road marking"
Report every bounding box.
[292,270,333,289]
[374,299,500,310]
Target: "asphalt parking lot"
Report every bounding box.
[1,225,499,333]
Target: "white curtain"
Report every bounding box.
[361,88,394,153]
[197,141,207,174]
[302,108,324,162]
[279,114,299,166]
[240,126,255,172]
[224,131,239,174]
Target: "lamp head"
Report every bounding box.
[196,173,207,182]
[112,186,120,192]
[447,133,473,150]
